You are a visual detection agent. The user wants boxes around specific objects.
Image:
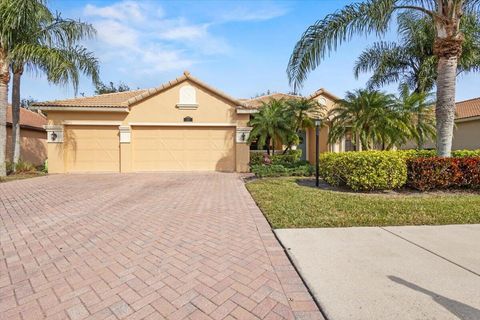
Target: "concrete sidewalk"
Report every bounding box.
[276,225,480,320]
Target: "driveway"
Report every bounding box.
[276,226,480,320]
[0,173,323,320]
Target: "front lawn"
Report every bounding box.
[246,177,480,228]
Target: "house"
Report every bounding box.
[451,97,480,150]
[241,89,342,162]
[32,72,252,173]
[6,105,47,166]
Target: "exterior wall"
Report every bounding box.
[452,119,480,150]
[44,79,251,173]
[306,125,329,163]
[6,126,47,166]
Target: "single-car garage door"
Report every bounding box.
[132,126,235,172]
[64,126,120,172]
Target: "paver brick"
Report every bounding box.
[0,173,322,319]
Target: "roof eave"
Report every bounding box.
[31,106,130,112]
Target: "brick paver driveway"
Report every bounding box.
[0,173,322,320]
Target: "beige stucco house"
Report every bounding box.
[451,97,480,150]
[33,72,252,173]
[6,105,47,166]
[241,89,343,162]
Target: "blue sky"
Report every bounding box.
[20,0,479,102]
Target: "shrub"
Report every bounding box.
[271,150,302,166]
[250,152,264,166]
[399,149,480,159]
[319,151,407,191]
[407,157,480,191]
[5,160,37,174]
[251,163,313,178]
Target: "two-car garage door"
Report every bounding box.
[132,126,235,172]
[64,125,235,172]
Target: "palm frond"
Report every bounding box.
[287,0,398,91]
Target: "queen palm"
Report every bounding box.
[328,89,409,150]
[4,0,99,172]
[354,12,480,93]
[1,1,99,175]
[248,99,293,155]
[287,0,480,157]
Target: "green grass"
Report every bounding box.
[246,177,480,228]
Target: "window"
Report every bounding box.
[344,131,356,151]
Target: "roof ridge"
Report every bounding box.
[246,92,299,101]
[455,97,480,105]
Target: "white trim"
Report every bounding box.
[63,120,123,126]
[456,116,480,123]
[32,106,129,112]
[237,109,258,114]
[119,126,131,143]
[129,122,237,127]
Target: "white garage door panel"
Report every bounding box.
[132,127,235,172]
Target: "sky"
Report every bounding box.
[19,0,480,103]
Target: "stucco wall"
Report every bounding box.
[452,119,480,150]
[6,127,47,166]
[44,79,251,173]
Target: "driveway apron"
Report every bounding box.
[0,173,323,320]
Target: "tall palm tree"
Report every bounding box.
[6,1,99,171]
[354,12,480,93]
[287,0,480,157]
[248,99,293,155]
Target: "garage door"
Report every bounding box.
[132,126,235,172]
[64,126,120,172]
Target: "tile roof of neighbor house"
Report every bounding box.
[455,97,480,120]
[32,71,246,109]
[240,93,302,109]
[6,105,47,130]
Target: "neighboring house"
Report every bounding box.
[401,97,480,150]
[32,72,252,173]
[452,97,480,150]
[241,89,341,162]
[6,105,47,166]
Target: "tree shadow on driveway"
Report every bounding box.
[389,275,480,320]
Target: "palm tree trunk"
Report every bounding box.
[435,55,458,157]
[0,49,9,177]
[11,66,23,171]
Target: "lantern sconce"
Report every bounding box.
[51,131,58,141]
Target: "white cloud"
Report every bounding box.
[82,0,288,77]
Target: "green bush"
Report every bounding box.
[249,152,264,166]
[271,150,302,166]
[319,151,407,191]
[5,160,37,174]
[251,163,313,178]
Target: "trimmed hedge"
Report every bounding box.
[319,151,407,191]
[399,149,480,158]
[407,157,480,191]
[251,164,313,178]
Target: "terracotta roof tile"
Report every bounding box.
[6,105,47,130]
[241,93,302,109]
[456,97,480,120]
[32,89,149,108]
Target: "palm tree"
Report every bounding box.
[282,97,325,153]
[397,85,436,149]
[248,99,293,155]
[328,89,405,150]
[287,0,480,157]
[7,1,99,171]
[354,12,480,94]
